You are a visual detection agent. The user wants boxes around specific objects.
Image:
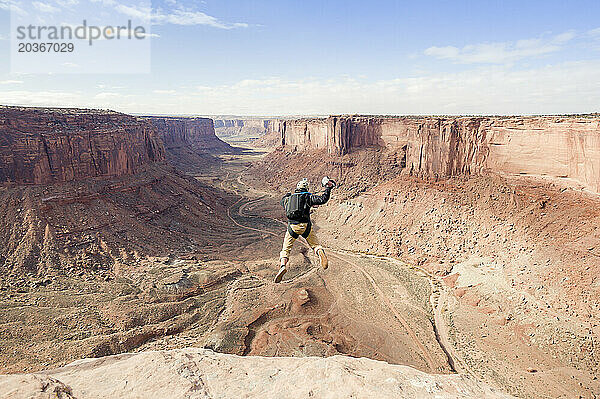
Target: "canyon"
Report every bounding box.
[247,113,600,398]
[1,107,599,399]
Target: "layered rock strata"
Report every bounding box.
[0,106,165,185]
[280,116,600,193]
[147,116,232,152]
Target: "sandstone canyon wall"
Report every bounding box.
[0,107,237,280]
[0,106,165,185]
[280,116,600,194]
[214,118,285,147]
[214,119,245,129]
[214,118,283,133]
[145,116,231,152]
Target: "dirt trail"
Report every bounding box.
[327,251,438,370]
[218,166,459,374]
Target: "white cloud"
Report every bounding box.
[425,31,576,64]
[0,80,24,84]
[94,92,121,100]
[96,84,127,90]
[114,4,247,29]
[588,27,600,37]
[1,61,598,115]
[0,90,83,106]
[138,32,160,38]
[172,60,600,115]
[156,10,248,28]
[553,31,576,43]
[0,0,27,15]
[56,0,78,6]
[114,4,150,20]
[32,1,60,13]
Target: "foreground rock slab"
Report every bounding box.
[0,348,513,399]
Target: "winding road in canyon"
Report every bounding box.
[218,162,465,376]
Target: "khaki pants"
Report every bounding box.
[280,223,323,259]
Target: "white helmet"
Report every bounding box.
[296,178,309,191]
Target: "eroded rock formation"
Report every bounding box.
[280,115,600,193]
[0,107,236,279]
[213,118,286,147]
[146,116,232,152]
[0,106,165,185]
[214,118,282,133]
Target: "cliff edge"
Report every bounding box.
[0,348,513,399]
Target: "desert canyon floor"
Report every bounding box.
[0,109,599,398]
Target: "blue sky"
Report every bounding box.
[0,0,599,115]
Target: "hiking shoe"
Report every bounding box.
[274,266,287,283]
[317,249,328,270]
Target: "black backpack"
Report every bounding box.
[285,192,310,220]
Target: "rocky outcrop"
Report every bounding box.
[253,119,286,147]
[214,118,286,147]
[147,117,232,152]
[0,106,165,185]
[280,115,600,194]
[214,119,245,129]
[214,118,282,132]
[0,348,514,399]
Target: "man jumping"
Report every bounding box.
[275,177,335,283]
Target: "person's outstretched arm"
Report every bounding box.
[308,186,332,206]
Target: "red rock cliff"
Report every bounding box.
[0,106,165,185]
[213,118,286,147]
[214,118,284,133]
[146,117,231,152]
[281,115,600,194]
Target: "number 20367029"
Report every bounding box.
[18,42,74,52]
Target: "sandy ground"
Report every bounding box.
[0,149,455,377]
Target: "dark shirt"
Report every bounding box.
[281,186,332,224]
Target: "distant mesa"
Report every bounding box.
[212,117,286,147]
[144,116,233,153]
